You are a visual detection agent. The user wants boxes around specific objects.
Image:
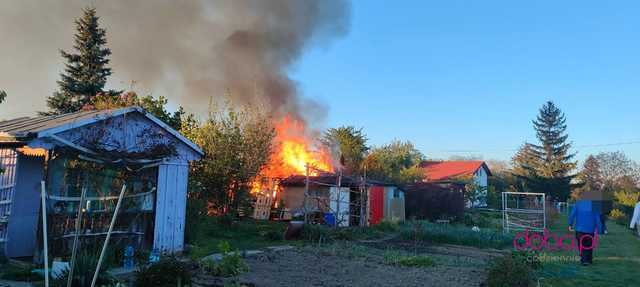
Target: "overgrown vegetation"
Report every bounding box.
[202,241,250,277]
[188,101,275,216]
[187,217,287,259]
[53,250,115,287]
[400,221,512,249]
[485,251,540,287]
[383,250,435,268]
[134,256,191,287]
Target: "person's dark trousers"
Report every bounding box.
[576,232,594,264]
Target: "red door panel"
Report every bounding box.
[369,186,384,225]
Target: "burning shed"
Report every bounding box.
[0,106,202,258]
[277,174,405,226]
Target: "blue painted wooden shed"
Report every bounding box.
[0,106,203,258]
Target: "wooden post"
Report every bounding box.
[303,164,309,224]
[66,185,87,287]
[335,170,342,228]
[91,184,127,287]
[40,181,49,287]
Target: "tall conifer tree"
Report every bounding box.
[43,7,115,115]
[513,101,576,200]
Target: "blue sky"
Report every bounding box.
[292,0,640,162]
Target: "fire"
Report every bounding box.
[252,116,333,193]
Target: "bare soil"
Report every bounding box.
[193,240,507,287]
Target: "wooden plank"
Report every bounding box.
[153,162,189,253]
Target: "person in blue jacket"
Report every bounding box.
[568,200,603,266]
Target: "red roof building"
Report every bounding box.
[419,160,492,207]
[420,160,492,182]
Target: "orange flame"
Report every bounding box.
[252,116,333,194]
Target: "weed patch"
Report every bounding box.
[383,251,435,268]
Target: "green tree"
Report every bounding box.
[515,102,576,200]
[88,91,194,131]
[189,102,275,215]
[320,126,369,175]
[43,7,117,115]
[572,155,605,200]
[364,140,425,185]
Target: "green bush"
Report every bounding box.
[0,265,42,282]
[134,256,191,287]
[609,209,629,226]
[202,241,249,278]
[53,251,114,287]
[260,229,283,241]
[372,221,400,232]
[485,251,537,287]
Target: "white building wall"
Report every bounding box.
[473,168,489,207]
[153,162,189,252]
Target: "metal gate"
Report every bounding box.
[0,148,17,243]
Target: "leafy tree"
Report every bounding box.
[43,7,117,115]
[594,151,640,190]
[320,126,369,175]
[89,91,193,131]
[572,155,605,200]
[513,102,576,200]
[364,140,425,185]
[188,102,275,215]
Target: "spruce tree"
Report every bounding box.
[519,101,577,200]
[43,7,115,115]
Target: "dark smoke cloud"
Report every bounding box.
[0,0,350,122]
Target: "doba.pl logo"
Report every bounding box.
[513,229,599,254]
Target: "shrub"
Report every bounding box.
[383,251,435,267]
[301,224,333,243]
[53,251,114,287]
[134,256,191,287]
[0,265,43,282]
[609,209,628,225]
[202,241,249,277]
[485,251,536,287]
[260,229,283,241]
[372,220,400,232]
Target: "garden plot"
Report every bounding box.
[192,240,505,287]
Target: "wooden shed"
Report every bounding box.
[277,174,405,226]
[0,106,202,258]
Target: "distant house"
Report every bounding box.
[0,107,203,258]
[420,161,492,207]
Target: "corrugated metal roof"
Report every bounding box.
[0,109,119,139]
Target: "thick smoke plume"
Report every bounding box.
[0,1,350,121]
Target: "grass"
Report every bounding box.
[400,221,513,249]
[538,215,640,287]
[188,216,289,259]
[383,250,435,267]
